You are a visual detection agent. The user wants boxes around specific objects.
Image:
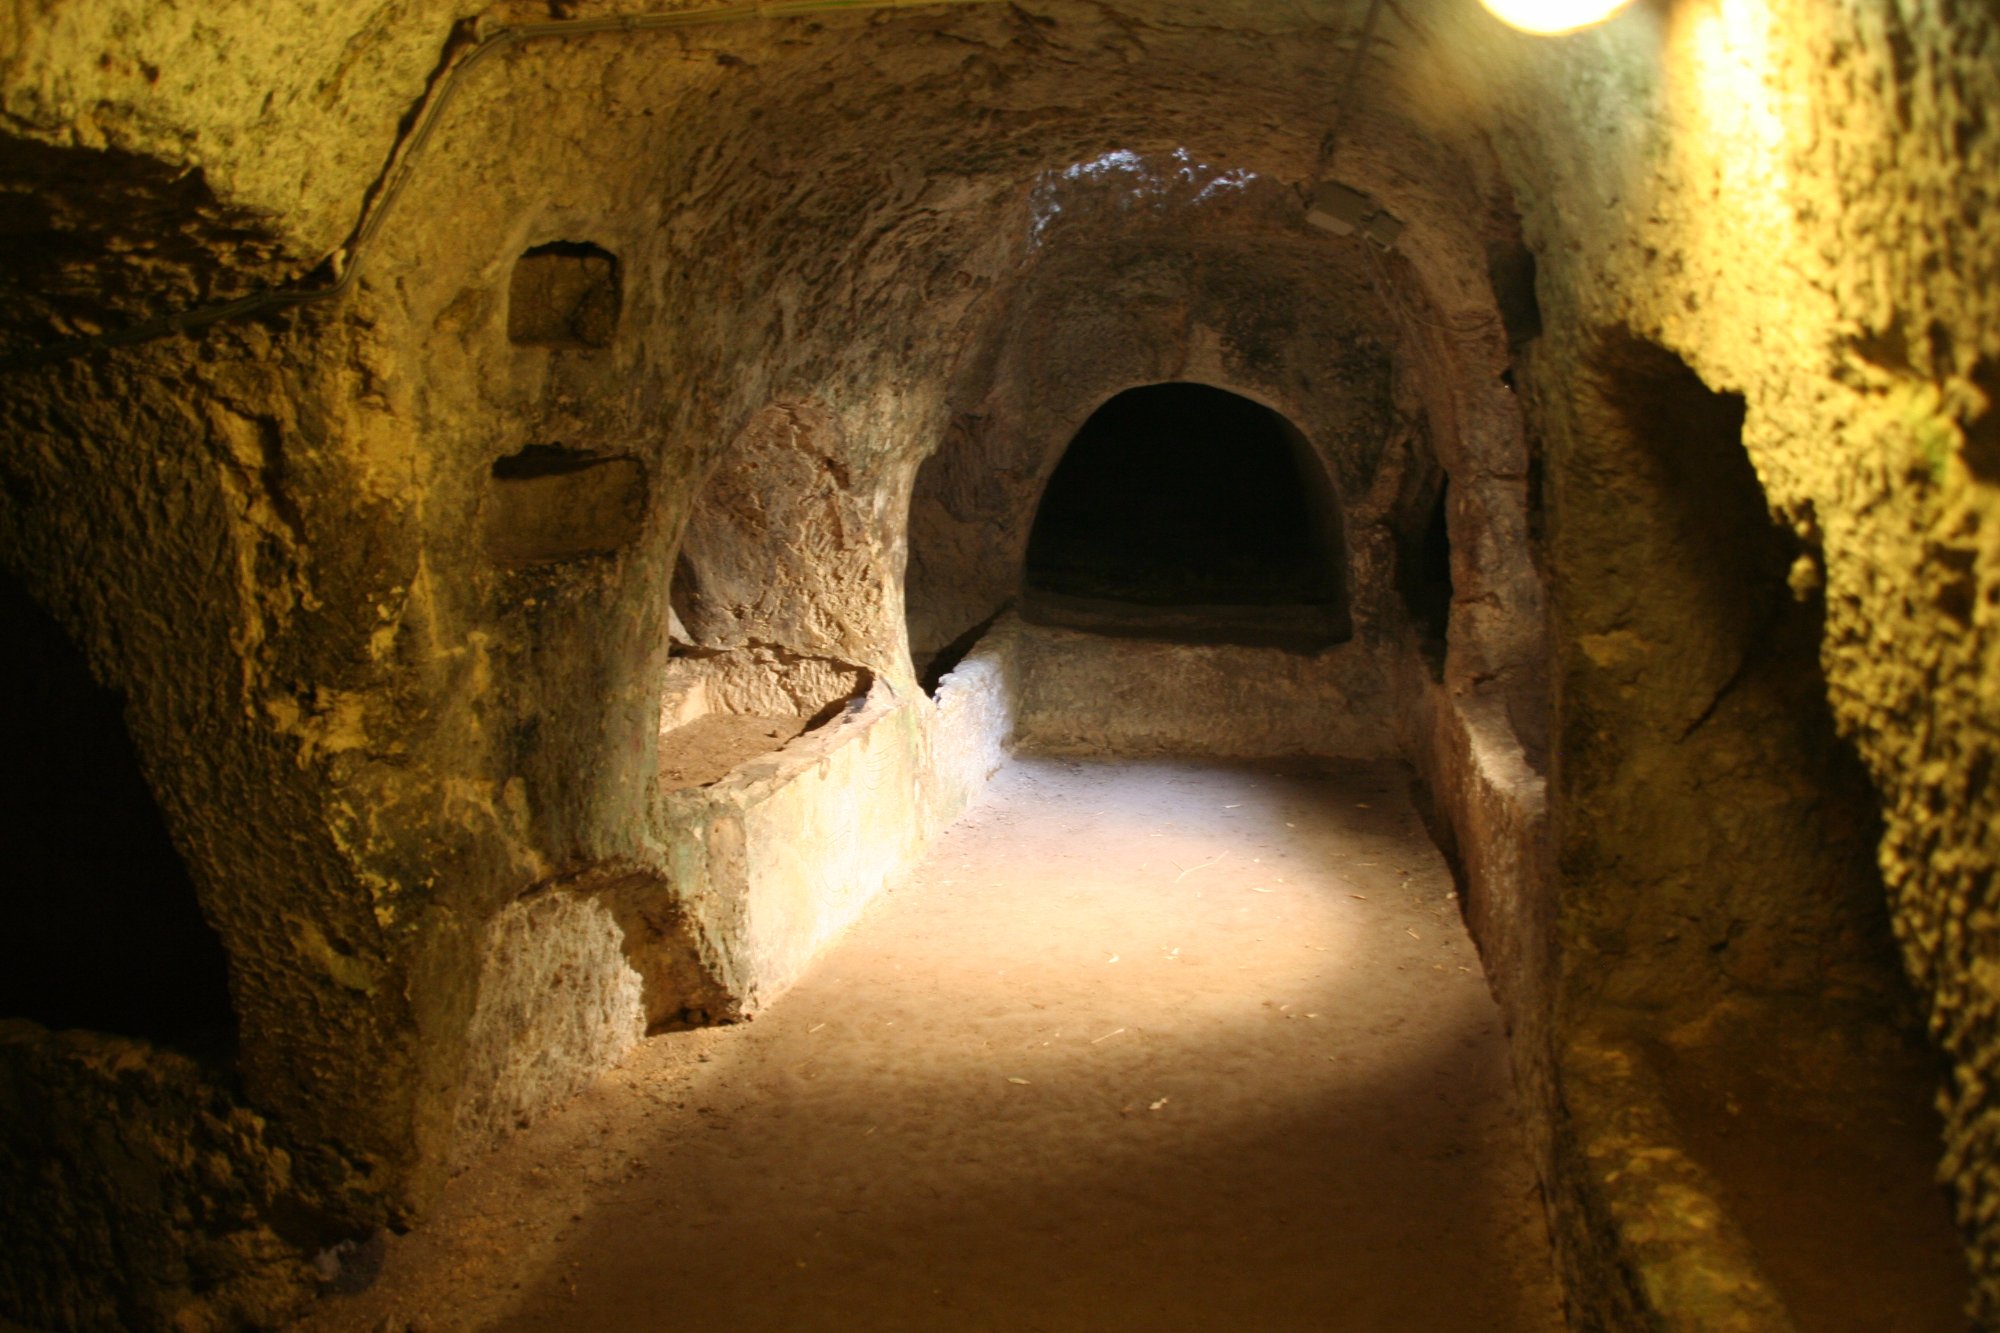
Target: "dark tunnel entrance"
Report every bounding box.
[1021,383,1350,646]
[0,573,236,1064]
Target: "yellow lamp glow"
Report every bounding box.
[1479,0,1637,34]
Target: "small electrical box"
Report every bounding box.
[1308,180,1403,252]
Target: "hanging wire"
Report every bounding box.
[1306,0,1499,343]
[1304,1,1496,342]
[1316,0,1387,174]
[0,0,1006,375]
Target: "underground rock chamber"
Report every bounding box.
[1,1,1995,1330]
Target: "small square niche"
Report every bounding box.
[508,241,620,348]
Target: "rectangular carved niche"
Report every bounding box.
[485,446,647,566]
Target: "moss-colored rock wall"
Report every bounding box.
[1420,0,1997,1319]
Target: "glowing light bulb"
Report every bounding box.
[1479,0,1636,35]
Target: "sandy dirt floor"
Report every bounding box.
[298,755,1563,1332]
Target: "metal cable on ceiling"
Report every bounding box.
[0,0,1006,375]
[1316,0,1386,173]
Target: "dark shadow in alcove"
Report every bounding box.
[0,573,236,1064]
[1580,333,1967,1328]
[1397,479,1453,678]
[917,604,1009,697]
[508,240,621,348]
[1021,383,1350,648]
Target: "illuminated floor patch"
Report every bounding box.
[303,756,1561,1333]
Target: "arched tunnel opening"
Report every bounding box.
[1020,383,1349,647]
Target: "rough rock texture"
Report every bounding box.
[676,400,904,672]
[484,448,649,566]
[652,665,1014,1017]
[1556,1034,1796,1333]
[1411,0,1996,1322]
[450,891,645,1155]
[1007,616,1397,759]
[905,138,1541,716]
[0,1023,327,1332]
[0,0,1994,1327]
[658,648,867,732]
